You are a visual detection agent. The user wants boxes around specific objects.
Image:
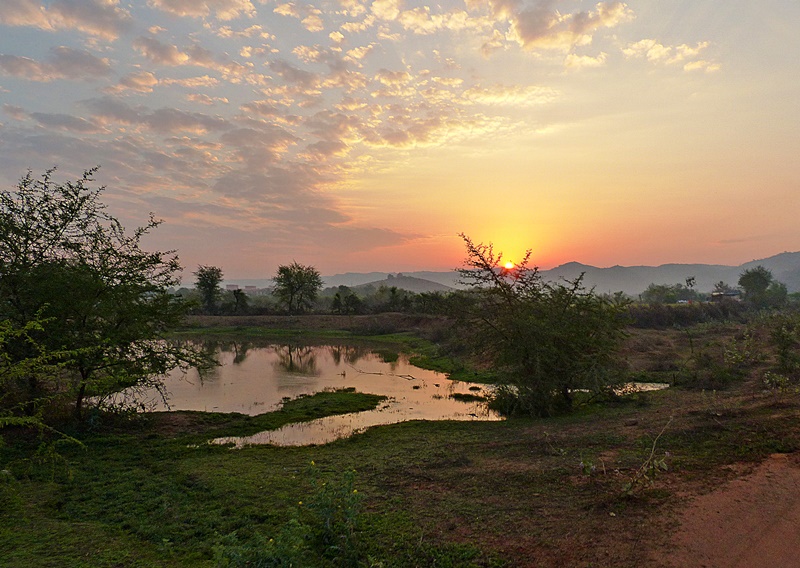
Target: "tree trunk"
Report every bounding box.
[75,381,87,421]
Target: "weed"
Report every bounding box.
[763,371,790,391]
[770,318,800,375]
[214,463,365,567]
[698,390,737,419]
[622,417,672,496]
[450,392,486,403]
[723,327,761,369]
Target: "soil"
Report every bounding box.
[663,452,800,568]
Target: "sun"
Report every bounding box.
[504,261,515,270]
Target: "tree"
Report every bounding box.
[194,265,224,314]
[641,283,680,304]
[739,266,786,308]
[0,168,203,421]
[331,286,362,315]
[453,234,629,416]
[273,262,323,315]
[231,288,249,314]
[640,282,699,304]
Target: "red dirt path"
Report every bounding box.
[667,453,800,568]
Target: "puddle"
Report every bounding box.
[145,342,503,446]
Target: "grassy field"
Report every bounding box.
[3,316,800,567]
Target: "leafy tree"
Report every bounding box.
[453,234,628,416]
[331,286,362,315]
[640,282,699,304]
[641,283,680,304]
[0,168,203,421]
[739,266,787,308]
[231,289,249,314]
[273,262,323,315]
[194,265,224,314]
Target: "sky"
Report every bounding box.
[0,0,798,281]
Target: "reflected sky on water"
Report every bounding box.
[148,341,503,446]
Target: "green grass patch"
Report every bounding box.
[7,322,800,567]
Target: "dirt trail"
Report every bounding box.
[667,453,800,568]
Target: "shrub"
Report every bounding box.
[452,235,629,416]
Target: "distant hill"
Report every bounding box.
[323,271,462,289]
[223,251,800,297]
[349,274,453,294]
[543,252,800,295]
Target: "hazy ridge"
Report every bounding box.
[224,251,800,296]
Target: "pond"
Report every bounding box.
[147,341,503,446]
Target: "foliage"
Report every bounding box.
[330,286,363,315]
[713,281,738,295]
[214,464,364,568]
[273,262,324,315]
[622,418,672,496]
[6,333,800,567]
[194,265,224,315]
[453,234,629,416]
[231,289,249,314]
[723,327,761,369]
[769,315,800,375]
[627,301,747,329]
[640,282,700,304]
[0,168,204,421]
[762,371,792,392]
[738,265,787,308]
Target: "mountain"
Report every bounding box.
[541,262,740,296]
[221,251,800,296]
[544,252,800,296]
[348,274,453,294]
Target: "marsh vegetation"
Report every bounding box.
[4,170,800,566]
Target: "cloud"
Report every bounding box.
[132,36,256,82]
[0,0,52,30]
[300,139,349,159]
[105,70,159,93]
[269,59,321,90]
[162,75,220,88]
[215,24,273,40]
[148,0,256,21]
[397,6,485,35]
[371,0,401,21]
[462,84,559,106]
[345,43,377,64]
[186,93,229,105]
[474,0,633,53]
[623,39,719,72]
[273,2,325,32]
[82,96,231,134]
[145,108,229,134]
[240,100,283,117]
[2,104,27,120]
[0,46,111,81]
[221,125,297,153]
[29,111,106,133]
[133,36,191,65]
[564,51,607,69]
[0,0,132,40]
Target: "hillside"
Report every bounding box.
[225,251,800,296]
[350,274,453,294]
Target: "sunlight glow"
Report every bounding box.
[504,261,515,269]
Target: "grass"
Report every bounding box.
[4,319,800,566]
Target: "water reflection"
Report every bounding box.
[274,344,320,376]
[150,341,503,444]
